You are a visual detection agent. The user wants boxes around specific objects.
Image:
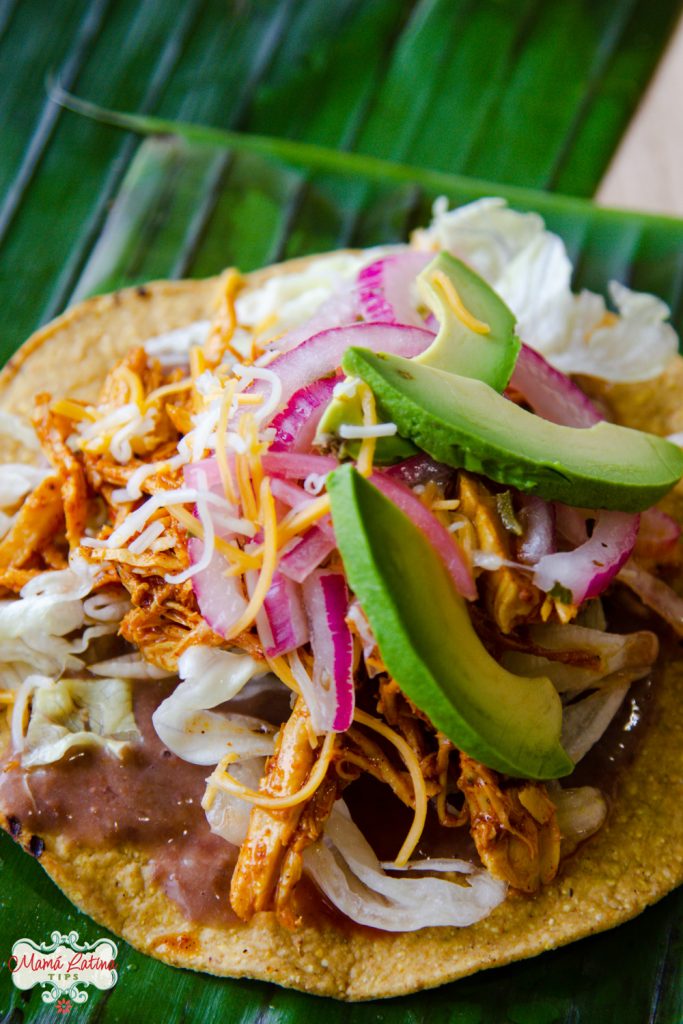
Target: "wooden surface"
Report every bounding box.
[598,12,683,215]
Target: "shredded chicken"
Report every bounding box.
[458,473,543,632]
[0,474,64,570]
[274,775,339,929]
[33,396,89,547]
[230,698,328,921]
[457,752,560,893]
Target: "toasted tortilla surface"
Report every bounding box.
[0,263,682,1000]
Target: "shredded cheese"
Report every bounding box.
[355,384,378,478]
[221,477,278,639]
[143,378,193,411]
[266,655,300,695]
[50,399,96,423]
[340,423,398,440]
[128,520,166,555]
[433,269,490,335]
[215,383,238,505]
[117,366,146,410]
[168,505,260,570]
[353,708,428,867]
[206,731,336,811]
[276,493,331,548]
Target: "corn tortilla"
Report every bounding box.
[0,262,682,1000]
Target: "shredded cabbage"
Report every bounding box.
[235,249,390,345]
[151,646,275,765]
[143,320,211,367]
[561,675,633,762]
[204,758,268,845]
[19,675,140,767]
[303,802,506,931]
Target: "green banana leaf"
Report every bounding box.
[0,0,680,359]
[1,2,683,1021]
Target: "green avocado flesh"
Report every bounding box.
[414,251,521,391]
[328,465,573,780]
[317,253,519,454]
[342,348,683,513]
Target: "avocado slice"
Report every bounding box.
[414,251,521,390]
[317,253,520,454]
[328,464,573,780]
[342,348,683,513]
[315,385,417,464]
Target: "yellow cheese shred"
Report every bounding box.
[203,268,244,366]
[205,731,336,811]
[50,399,97,423]
[215,382,238,505]
[222,476,278,639]
[356,384,378,478]
[143,378,193,411]
[353,708,428,867]
[117,366,146,409]
[276,493,332,548]
[433,269,491,335]
[167,504,260,571]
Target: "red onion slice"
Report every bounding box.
[357,251,432,326]
[264,283,361,357]
[302,570,355,731]
[510,344,602,427]
[270,476,316,512]
[252,322,434,416]
[183,463,247,638]
[188,536,247,639]
[533,511,639,604]
[510,346,640,602]
[262,451,339,479]
[183,457,222,491]
[270,376,339,453]
[371,472,476,600]
[279,528,336,583]
[255,571,309,657]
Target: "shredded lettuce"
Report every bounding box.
[414,197,678,382]
[20,675,140,767]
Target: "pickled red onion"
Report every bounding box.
[250,322,433,416]
[357,251,432,327]
[270,376,339,453]
[371,472,476,601]
[255,571,309,657]
[302,570,355,731]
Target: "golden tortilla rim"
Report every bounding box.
[1,261,682,1000]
